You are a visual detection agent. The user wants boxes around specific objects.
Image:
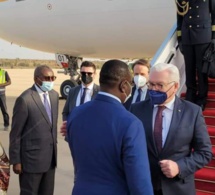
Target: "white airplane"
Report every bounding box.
[0,0,177,98]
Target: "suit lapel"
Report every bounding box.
[161,97,184,155]
[74,86,81,104]
[141,102,158,156]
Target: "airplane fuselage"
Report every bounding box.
[0,0,176,59]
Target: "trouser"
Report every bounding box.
[19,168,55,195]
[154,190,163,195]
[0,94,9,126]
[182,43,209,104]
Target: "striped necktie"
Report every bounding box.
[43,93,52,123]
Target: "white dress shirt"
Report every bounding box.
[76,83,94,106]
[132,85,148,103]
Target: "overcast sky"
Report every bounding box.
[0,38,55,60]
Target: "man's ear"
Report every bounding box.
[119,80,126,93]
[174,82,180,92]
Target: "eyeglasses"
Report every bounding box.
[39,76,56,81]
[147,81,175,90]
[80,72,94,76]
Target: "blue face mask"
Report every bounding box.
[149,90,167,105]
[40,81,54,92]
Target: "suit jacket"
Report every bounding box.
[177,0,215,45]
[9,85,59,173]
[62,83,99,120]
[130,96,212,195]
[123,86,150,110]
[67,94,153,195]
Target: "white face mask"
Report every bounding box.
[133,75,147,88]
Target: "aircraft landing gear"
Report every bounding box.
[55,54,82,99]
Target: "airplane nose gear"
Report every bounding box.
[55,54,82,99]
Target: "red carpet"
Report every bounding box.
[194,79,215,194]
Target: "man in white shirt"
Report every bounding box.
[124,59,150,110]
[62,61,99,121]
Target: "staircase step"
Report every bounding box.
[207,147,215,167]
[208,78,215,83]
[203,109,215,126]
[208,127,215,145]
[196,190,215,195]
[208,84,215,92]
[204,109,215,116]
[195,168,215,193]
[180,92,215,98]
[205,117,215,126]
[206,100,215,108]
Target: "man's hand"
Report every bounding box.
[60,121,67,137]
[13,163,22,174]
[159,160,179,178]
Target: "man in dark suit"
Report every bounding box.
[176,0,215,110]
[124,59,150,110]
[62,61,99,121]
[9,65,59,195]
[130,63,212,195]
[67,59,153,195]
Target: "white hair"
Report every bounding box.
[150,63,180,84]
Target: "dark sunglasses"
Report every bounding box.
[80,72,94,76]
[39,76,56,81]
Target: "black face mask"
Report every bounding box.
[81,75,93,85]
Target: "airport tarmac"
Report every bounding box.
[0,68,100,195]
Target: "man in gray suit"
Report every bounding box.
[130,63,212,195]
[62,61,99,121]
[9,65,59,195]
[61,61,99,137]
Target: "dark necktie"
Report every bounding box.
[80,88,87,105]
[43,93,52,123]
[135,88,142,102]
[154,106,166,153]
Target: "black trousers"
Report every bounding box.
[182,43,209,104]
[19,168,55,195]
[0,94,9,126]
[154,189,163,195]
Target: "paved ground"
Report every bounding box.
[0,68,101,195]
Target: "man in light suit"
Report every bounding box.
[62,61,99,121]
[9,65,59,195]
[67,59,153,195]
[130,63,212,195]
[124,59,150,110]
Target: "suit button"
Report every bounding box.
[196,6,199,8]
[189,7,192,9]
[189,25,192,28]
[189,16,192,19]
[197,15,199,17]
[197,25,199,27]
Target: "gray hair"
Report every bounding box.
[150,63,180,84]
